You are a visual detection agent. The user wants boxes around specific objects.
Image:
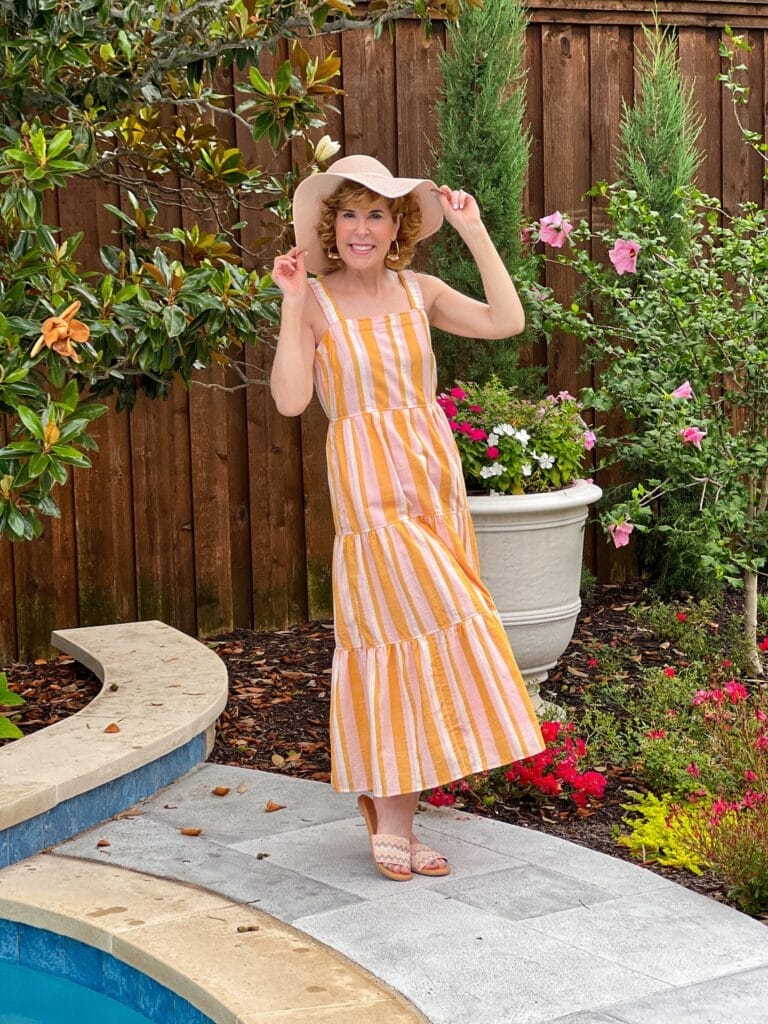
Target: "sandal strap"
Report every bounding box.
[410,842,448,872]
[371,833,411,870]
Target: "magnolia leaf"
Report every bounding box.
[0,716,24,739]
[265,800,285,813]
[180,827,203,836]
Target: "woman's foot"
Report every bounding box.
[409,836,450,876]
[358,795,412,880]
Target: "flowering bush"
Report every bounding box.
[437,376,594,495]
[425,720,607,810]
[527,184,768,669]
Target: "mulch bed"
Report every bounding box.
[0,580,749,914]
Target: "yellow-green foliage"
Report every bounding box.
[617,790,711,876]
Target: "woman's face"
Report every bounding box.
[334,198,400,270]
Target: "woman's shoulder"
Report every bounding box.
[411,272,448,310]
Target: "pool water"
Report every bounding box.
[0,961,153,1024]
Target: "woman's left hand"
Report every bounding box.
[435,186,482,232]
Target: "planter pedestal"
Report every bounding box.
[468,480,602,712]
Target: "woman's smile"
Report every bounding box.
[335,203,398,265]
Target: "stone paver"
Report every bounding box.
[53,763,768,1024]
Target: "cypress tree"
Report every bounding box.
[429,0,539,392]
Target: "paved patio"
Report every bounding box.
[55,763,768,1024]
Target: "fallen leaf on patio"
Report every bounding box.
[96,839,110,848]
[180,827,203,836]
[236,782,248,794]
[116,810,144,818]
[271,754,285,766]
[236,925,260,933]
[104,722,121,733]
[265,800,285,813]
[212,786,231,797]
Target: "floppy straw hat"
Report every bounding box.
[293,155,444,274]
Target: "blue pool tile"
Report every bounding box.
[8,814,45,864]
[19,922,66,977]
[0,829,9,869]
[137,972,177,1024]
[43,789,108,849]
[174,993,213,1024]
[65,938,104,992]
[103,948,141,1006]
[0,919,19,962]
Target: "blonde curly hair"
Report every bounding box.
[316,182,423,270]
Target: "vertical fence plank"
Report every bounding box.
[589,24,637,581]
[678,27,723,199]
[342,29,398,165]
[721,28,765,213]
[395,20,445,178]
[541,25,591,400]
[57,177,137,628]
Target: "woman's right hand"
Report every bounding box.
[272,247,309,302]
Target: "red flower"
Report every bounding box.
[426,788,456,807]
[686,762,701,778]
[663,667,676,678]
[540,720,561,743]
[587,657,599,668]
[759,637,768,652]
[645,728,666,739]
[450,386,466,400]
[677,612,687,622]
[486,445,500,459]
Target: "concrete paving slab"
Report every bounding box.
[57,816,363,921]
[295,888,670,1024]
[526,884,768,986]
[233,816,525,899]
[416,808,674,896]
[437,863,617,921]
[137,764,357,845]
[587,965,768,1024]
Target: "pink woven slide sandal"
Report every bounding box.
[357,795,412,881]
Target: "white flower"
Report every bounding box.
[493,422,515,437]
[480,462,505,479]
[522,462,532,476]
[537,452,555,469]
[514,429,530,448]
[487,432,499,447]
[314,135,341,163]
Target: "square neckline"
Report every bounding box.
[310,271,423,327]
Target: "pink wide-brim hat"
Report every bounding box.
[292,155,444,274]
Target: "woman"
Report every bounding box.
[271,155,544,881]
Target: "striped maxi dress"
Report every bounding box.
[309,270,545,797]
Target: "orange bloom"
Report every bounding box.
[31,300,89,363]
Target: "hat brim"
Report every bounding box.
[293,170,443,275]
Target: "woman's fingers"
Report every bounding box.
[273,248,308,282]
[436,185,472,211]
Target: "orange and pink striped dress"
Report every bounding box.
[310,271,544,797]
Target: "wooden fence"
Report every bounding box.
[2,0,768,661]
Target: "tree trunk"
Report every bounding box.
[744,567,763,676]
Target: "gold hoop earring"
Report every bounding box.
[328,246,342,261]
[386,239,400,264]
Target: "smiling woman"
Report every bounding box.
[269,154,541,883]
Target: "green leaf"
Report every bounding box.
[0,717,24,740]
[0,671,25,707]
[162,306,187,338]
[17,405,44,440]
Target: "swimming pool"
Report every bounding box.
[0,920,212,1024]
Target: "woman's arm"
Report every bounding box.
[419,187,525,340]
[270,247,317,417]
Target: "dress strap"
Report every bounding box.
[308,278,342,326]
[399,270,425,311]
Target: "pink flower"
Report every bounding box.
[486,446,500,459]
[608,521,634,548]
[450,386,466,400]
[443,401,458,418]
[722,659,732,668]
[469,427,488,442]
[458,422,473,435]
[724,680,748,703]
[538,211,574,248]
[755,733,768,751]
[540,721,561,743]
[583,430,597,451]
[671,380,694,399]
[663,667,676,678]
[757,709,768,722]
[608,238,640,275]
[557,390,574,401]
[448,420,459,431]
[679,426,706,449]
[745,769,757,782]
[520,227,533,246]
[469,404,483,413]
[686,762,701,778]
[646,728,666,739]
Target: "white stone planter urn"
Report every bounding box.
[468,479,602,711]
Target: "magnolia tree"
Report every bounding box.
[0,0,477,542]
[527,184,768,673]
